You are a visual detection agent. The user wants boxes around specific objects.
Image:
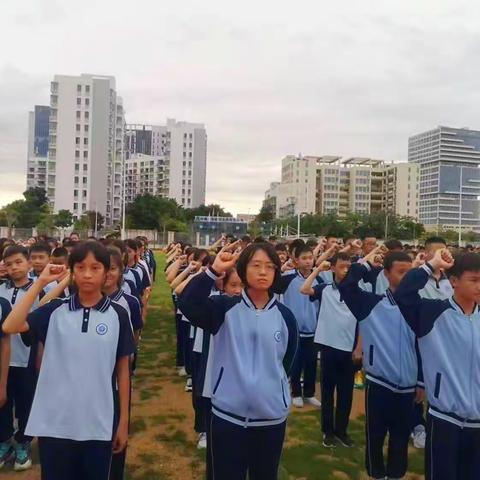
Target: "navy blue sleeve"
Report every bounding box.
[124,294,144,331]
[0,298,12,338]
[276,303,299,375]
[148,251,157,281]
[361,263,383,288]
[309,283,329,304]
[139,265,151,290]
[394,264,451,337]
[179,269,229,334]
[275,272,297,295]
[338,263,384,321]
[26,298,64,344]
[110,303,136,358]
[415,339,424,388]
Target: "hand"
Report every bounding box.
[362,245,386,266]
[0,385,6,408]
[281,259,295,272]
[339,243,352,253]
[351,239,362,250]
[177,255,187,264]
[413,252,426,268]
[212,248,240,274]
[352,348,363,364]
[188,261,201,272]
[38,264,67,286]
[430,248,454,272]
[317,261,331,272]
[112,421,128,453]
[415,387,425,403]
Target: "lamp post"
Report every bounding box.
[458,166,463,246]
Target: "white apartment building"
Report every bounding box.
[264,155,419,220]
[124,153,167,204]
[45,73,125,226]
[125,119,207,208]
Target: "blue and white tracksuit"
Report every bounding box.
[179,268,298,480]
[340,262,418,479]
[395,263,480,480]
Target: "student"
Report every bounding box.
[274,243,289,265]
[179,243,298,480]
[339,250,418,480]
[301,252,361,448]
[28,243,51,279]
[125,240,151,295]
[0,300,11,466]
[0,245,44,471]
[394,249,480,480]
[410,236,453,450]
[2,242,135,480]
[103,248,143,480]
[139,237,157,281]
[50,247,69,268]
[278,244,321,408]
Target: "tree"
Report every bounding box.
[36,212,56,235]
[85,211,104,231]
[54,210,74,229]
[256,204,275,224]
[126,194,184,230]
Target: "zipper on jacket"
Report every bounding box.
[369,345,374,366]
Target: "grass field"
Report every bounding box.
[2,253,426,479]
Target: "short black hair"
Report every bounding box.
[294,244,313,258]
[268,235,277,241]
[241,235,251,243]
[330,252,351,265]
[3,245,28,261]
[125,239,139,251]
[62,238,74,247]
[193,248,210,266]
[29,243,51,257]
[425,236,446,248]
[384,239,403,251]
[305,239,318,248]
[447,253,480,278]
[361,233,377,241]
[51,247,69,258]
[383,251,412,271]
[69,242,110,272]
[288,239,305,256]
[236,243,282,291]
[274,243,287,252]
[253,236,266,243]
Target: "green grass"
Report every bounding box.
[128,253,426,480]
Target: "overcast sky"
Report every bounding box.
[1,0,480,215]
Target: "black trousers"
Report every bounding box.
[204,398,213,480]
[38,437,112,480]
[0,367,36,443]
[411,400,426,429]
[425,413,480,480]
[290,336,317,398]
[365,381,415,479]
[319,345,355,436]
[175,313,185,367]
[210,414,286,480]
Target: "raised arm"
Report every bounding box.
[394,249,453,336]
[170,262,196,290]
[300,262,329,296]
[179,248,240,334]
[39,273,71,306]
[2,265,66,334]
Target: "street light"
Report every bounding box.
[297,212,307,239]
[458,166,463,246]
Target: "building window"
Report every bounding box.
[183,152,186,158]
[85,112,89,120]
[77,98,81,105]
[76,124,81,132]
[83,151,88,159]
[85,85,90,94]
[74,202,78,210]
[75,164,79,172]
[76,111,81,120]
[74,177,79,184]
[82,203,86,212]
[75,150,80,158]
[77,85,82,93]
[75,137,80,145]
[83,164,88,171]
[189,152,192,158]
[82,177,87,184]
[85,98,90,106]
[82,190,87,198]
[84,138,88,145]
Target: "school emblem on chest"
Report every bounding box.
[96,323,108,335]
[274,331,282,342]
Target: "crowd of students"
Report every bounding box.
[0,233,155,479]
[166,233,480,480]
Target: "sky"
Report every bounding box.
[1,0,480,215]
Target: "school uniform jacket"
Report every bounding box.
[179,268,299,428]
[395,263,480,427]
[339,262,419,393]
